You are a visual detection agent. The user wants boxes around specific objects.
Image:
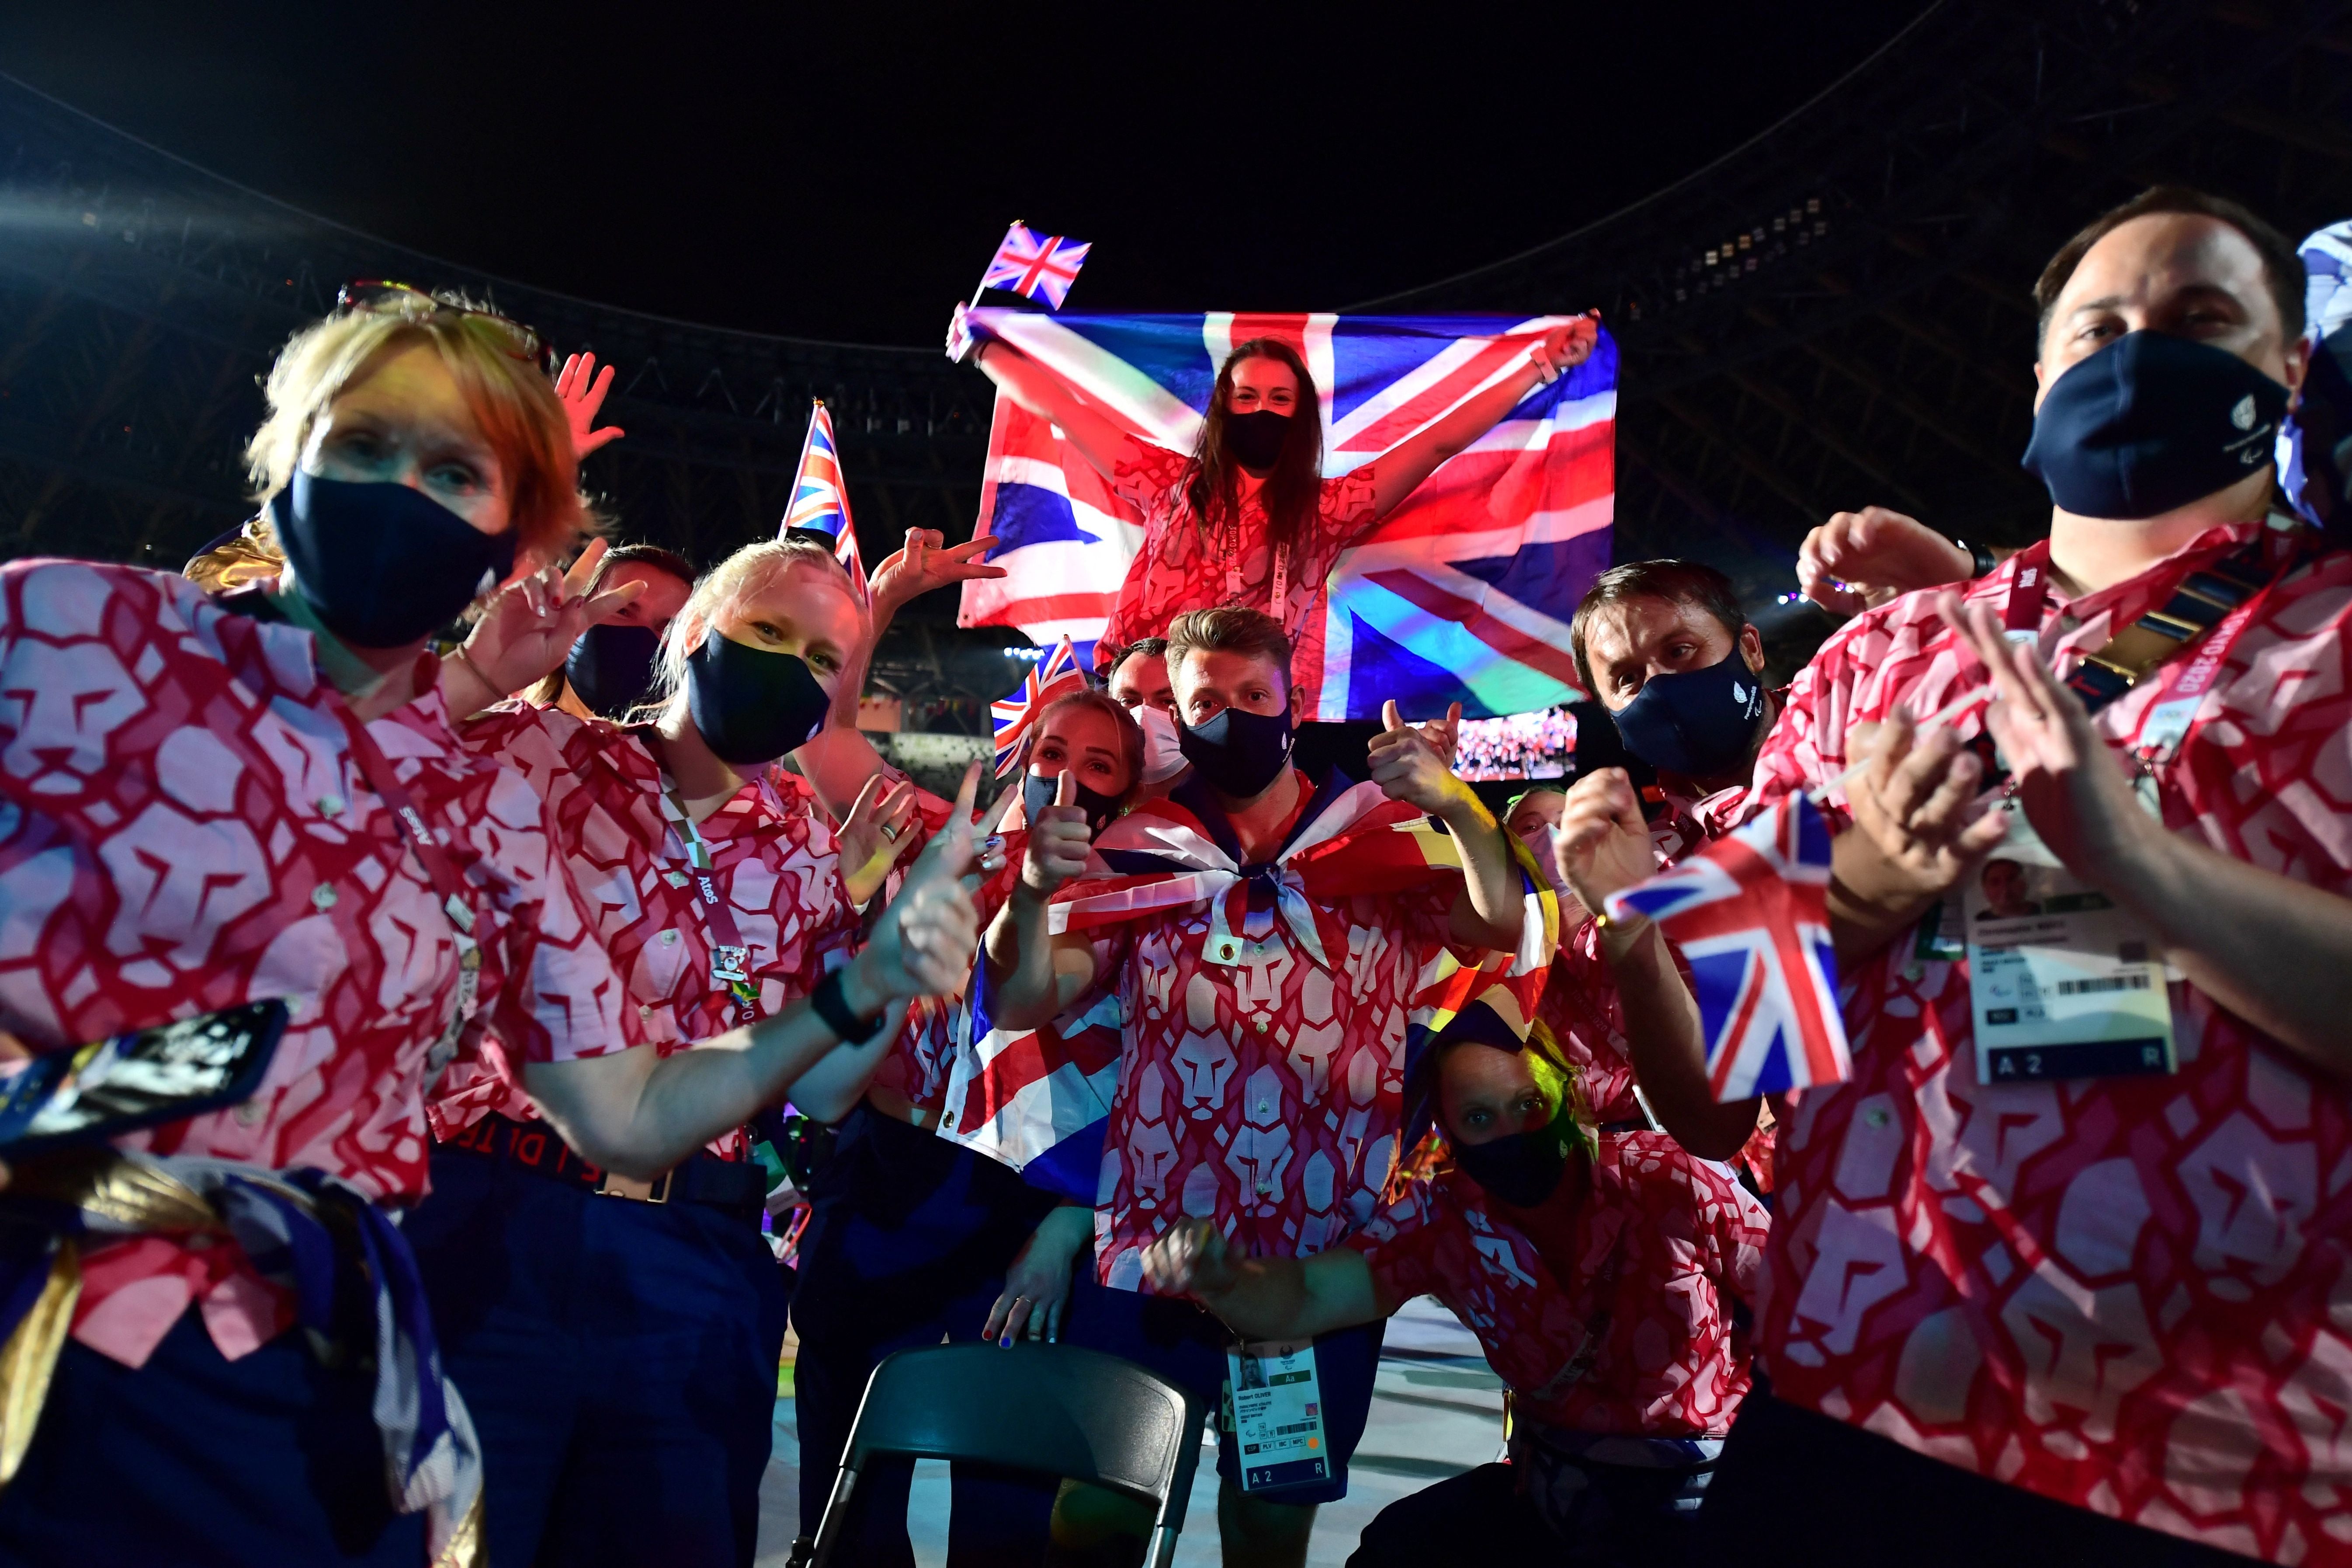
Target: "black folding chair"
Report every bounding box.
[808,1342,1207,1568]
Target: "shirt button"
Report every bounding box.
[234,1099,267,1126]
[1863,1106,1892,1129]
[310,884,338,911]
[638,1004,653,1019]
[1254,1018,1268,1034]
[660,930,680,945]
[316,794,344,817]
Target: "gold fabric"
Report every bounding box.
[0,1240,80,1487]
[435,1489,487,1568]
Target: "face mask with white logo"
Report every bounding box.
[1607,646,1766,779]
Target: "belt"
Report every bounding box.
[435,1113,767,1221]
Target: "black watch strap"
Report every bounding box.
[1957,537,1999,579]
[811,969,889,1044]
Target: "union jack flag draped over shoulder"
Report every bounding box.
[989,635,1086,777]
[782,400,866,599]
[1603,794,1852,1101]
[954,309,1617,719]
[978,222,1093,310]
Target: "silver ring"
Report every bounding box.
[879,823,900,842]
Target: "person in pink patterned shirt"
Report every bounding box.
[0,293,986,1567]
[988,606,1530,1567]
[1141,1025,1768,1568]
[1665,189,2352,1567]
[409,534,944,1568]
[972,322,1596,707]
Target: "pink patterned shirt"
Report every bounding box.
[434,705,861,1155]
[1351,1132,1767,1437]
[1744,520,2352,1563]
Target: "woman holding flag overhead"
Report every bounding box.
[965,312,1599,697]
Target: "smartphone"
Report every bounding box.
[0,1000,290,1157]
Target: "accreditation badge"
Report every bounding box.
[1225,1339,1329,1493]
[1966,801,2173,1085]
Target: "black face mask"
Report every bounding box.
[1178,701,1295,799]
[1608,647,1766,778]
[271,470,516,649]
[563,623,664,719]
[684,633,832,765]
[1452,1115,1577,1208]
[1225,409,1291,470]
[1022,767,1122,837]
[2022,330,2291,519]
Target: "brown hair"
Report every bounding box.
[1183,338,1323,568]
[1035,688,1146,803]
[527,543,698,706]
[244,298,591,569]
[1164,606,1295,697]
[1569,559,1746,697]
[2033,186,2307,352]
[1110,635,1169,676]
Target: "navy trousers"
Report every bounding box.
[405,1146,791,1568]
[791,1104,1062,1568]
[0,1309,425,1568]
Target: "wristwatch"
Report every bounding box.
[810,969,890,1044]
[1954,537,1999,579]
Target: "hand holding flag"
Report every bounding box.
[1603,794,1852,1102]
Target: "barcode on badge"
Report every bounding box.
[2054,974,2153,996]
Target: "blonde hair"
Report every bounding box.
[1034,688,1146,803]
[243,301,590,569]
[652,537,862,703]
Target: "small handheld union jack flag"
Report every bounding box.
[977,222,1092,311]
[990,635,1086,777]
[781,400,866,601]
[1603,794,1852,1101]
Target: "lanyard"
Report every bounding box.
[654,773,763,1022]
[331,705,482,1071]
[1997,527,2301,773]
[333,708,475,937]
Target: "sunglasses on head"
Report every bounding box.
[336,280,556,373]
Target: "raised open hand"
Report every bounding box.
[870,528,1007,614]
[455,539,645,705]
[837,774,923,907]
[554,352,624,460]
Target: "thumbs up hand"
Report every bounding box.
[1367,699,1471,816]
[1020,766,1094,898]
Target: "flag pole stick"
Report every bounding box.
[972,219,1020,308]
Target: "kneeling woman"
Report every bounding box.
[412,535,938,1568]
[787,688,1142,1568]
[0,291,979,1567]
[1143,1020,1769,1568]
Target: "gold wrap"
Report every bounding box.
[435,1490,486,1568]
[0,1239,79,1487]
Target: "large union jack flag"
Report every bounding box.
[1602,795,1852,1101]
[989,634,1086,776]
[781,400,866,598]
[978,222,1093,310]
[954,309,1616,720]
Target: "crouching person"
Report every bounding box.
[1141,1022,1769,1568]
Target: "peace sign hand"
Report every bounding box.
[457,538,645,703]
[870,528,1008,615]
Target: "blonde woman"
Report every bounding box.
[0,287,982,1567]
[413,531,960,1568]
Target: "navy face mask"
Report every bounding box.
[2022,330,2291,519]
[271,470,516,649]
[1225,409,1291,469]
[1022,767,1123,837]
[685,633,832,765]
[563,623,664,719]
[1452,1114,1577,1209]
[1178,701,1295,799]
[1608,647,1766,779]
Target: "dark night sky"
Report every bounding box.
[0,3,1911,344]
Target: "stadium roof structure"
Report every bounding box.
[0,0,2347,704]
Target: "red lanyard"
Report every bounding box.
[332,706,475,936]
